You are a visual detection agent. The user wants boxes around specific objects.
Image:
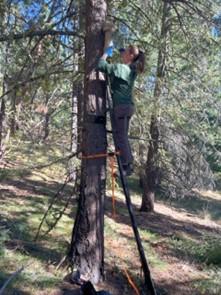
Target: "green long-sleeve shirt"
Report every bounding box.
[97,59,137,106]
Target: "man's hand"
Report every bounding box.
[104,47,113,57]
[104,41,114,57]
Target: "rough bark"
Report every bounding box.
[69,0,107,284]
[140,1,170,212]
[140,116,160,212]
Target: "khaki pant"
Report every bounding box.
[113,104,135,166]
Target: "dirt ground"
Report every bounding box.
[38,191,221,294]
[1,163,221,294]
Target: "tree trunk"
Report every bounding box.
[0,98,5,159]
[43,94,50,141]
[71,85,79,154]
[69,1,84,181]
[43,112,50,140]
[9,89,17,137]
[69,80,83,180]
[71,82,84,152]
[140,116,160,212]
[140,1,170,212]
[69,0,107,284]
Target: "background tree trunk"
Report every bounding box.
[140,1,171,212]
[0,98,5,159]
[9,88,17,137]
[140,116,160,212]
[71,84,79,154]
[71,46,84,156]
[68,0,107,284]
[43,95,50,141]
[69,79,83,180]
[43,112,50,140]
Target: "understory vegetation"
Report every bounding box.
[0,140,221,294]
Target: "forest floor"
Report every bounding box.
[0,141,221,295]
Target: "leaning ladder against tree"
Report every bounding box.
[106,77,156,295]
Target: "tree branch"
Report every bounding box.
[0,71,82,100]
[0,29,84,43]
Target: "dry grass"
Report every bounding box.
[0,140,221,294]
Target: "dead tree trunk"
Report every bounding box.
[68,0,107,284]
[140,1,171,212]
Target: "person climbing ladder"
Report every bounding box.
[97,22,145,176]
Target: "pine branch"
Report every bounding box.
[0,71,81,100]
[0,29,83,42]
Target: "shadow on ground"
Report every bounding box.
[105,193,221,239]
[105,191,221,269]
[1,176,74,198]
[127,176,221,222]
[0,176,74,264]
[1,172,221,295]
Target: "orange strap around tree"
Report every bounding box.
[81,151,120,160]
[81,152,111,159]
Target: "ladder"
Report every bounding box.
[106,80,157,295]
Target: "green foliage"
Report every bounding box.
[0,0,220,201]
[170,234,221,266]
[194,269,221,295]
[0,167,31,180]
[0,227,9,257]
[207,244,221,266]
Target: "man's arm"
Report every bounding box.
[100,53,108,60]
[97,57,114,75]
